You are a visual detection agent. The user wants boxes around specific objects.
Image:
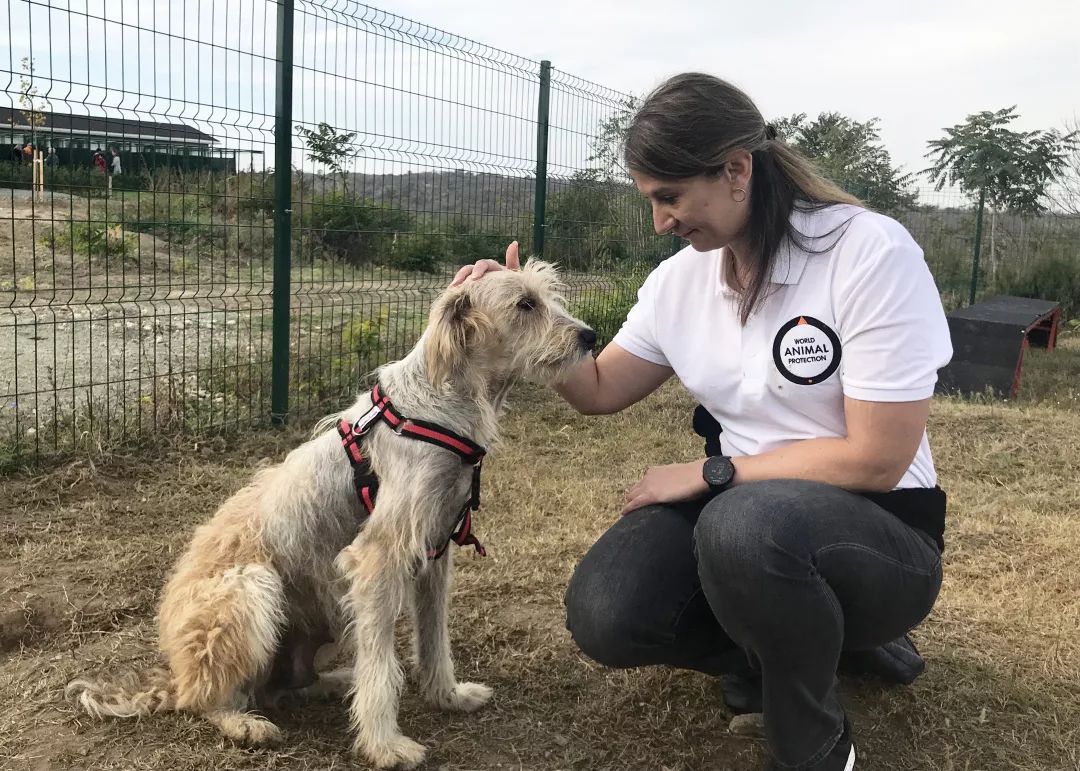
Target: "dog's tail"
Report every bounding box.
[65,667,176,719]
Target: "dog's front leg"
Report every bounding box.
[412,550,493,712]
[337,538,425,770]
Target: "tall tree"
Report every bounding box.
[584,96,637,183]
[772,112,917,212]
[924,107,1077,301]
[543,97,665,268]
[1047,116,1080,216]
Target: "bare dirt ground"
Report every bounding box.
[2,334,1080,769]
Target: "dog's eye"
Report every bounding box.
[516,297,536,311]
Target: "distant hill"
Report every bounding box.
[300,169,643,225]
[340,169,574,222]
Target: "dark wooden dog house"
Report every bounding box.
[935,295,1063,399]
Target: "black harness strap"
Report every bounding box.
[337,383,487,559]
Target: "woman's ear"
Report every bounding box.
[725,149,754,188]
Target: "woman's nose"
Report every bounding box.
[653,207,675,235]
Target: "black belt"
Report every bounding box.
[862,486,946,552]
[691,404,946,551]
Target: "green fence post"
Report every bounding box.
[969,186,986,306]
[271,0,295,426]
[532,60,551,258]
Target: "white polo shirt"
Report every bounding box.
[612,204,952,489]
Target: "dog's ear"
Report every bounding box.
[425,289,495,387]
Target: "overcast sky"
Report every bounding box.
[4,0,1077,195]
[383,0,1080,187]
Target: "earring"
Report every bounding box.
[732,188,747,203]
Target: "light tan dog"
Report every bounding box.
[66,260,596,769]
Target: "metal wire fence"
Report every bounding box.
[1,0,1077,464]
[896,190,1080,315]
[0,0,668,463]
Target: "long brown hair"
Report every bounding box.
[623,73,862,323]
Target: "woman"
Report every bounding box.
[453,72,950,771]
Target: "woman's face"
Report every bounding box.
[631,151,752,253]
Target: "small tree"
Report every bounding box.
[924,107,1077,302]
[538,96,665,268]
[18,57,51,151]
[1048,116,1080,216]
[772,112,917,212]
[585,96,637,183]
[296,121,358,193]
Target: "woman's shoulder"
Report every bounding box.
[796,204,920,257]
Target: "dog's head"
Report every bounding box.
[424,260,597,391]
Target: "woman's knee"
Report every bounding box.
[564,560,643,668]
[565,502,704,668]
[564,546,692,668]
[696,483,777,567]
[694,480,826,582]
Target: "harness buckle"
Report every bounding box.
[351,402,384,437]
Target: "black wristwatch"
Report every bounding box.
[702,455,736,494]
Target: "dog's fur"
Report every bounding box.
[66,260,595,769]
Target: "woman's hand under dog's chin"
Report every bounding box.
[621,460,710,516]
[451,241,521,286]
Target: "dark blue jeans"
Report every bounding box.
[564,479,943,769]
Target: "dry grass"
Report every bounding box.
[2,335,1079,770]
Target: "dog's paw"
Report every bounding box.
[437,681,492,712]
[243,717,284,746]
[359,734,427,769]
[212,712,282,746]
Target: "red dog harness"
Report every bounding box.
[337,383,487,560]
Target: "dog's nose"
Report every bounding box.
[578,328,598,351]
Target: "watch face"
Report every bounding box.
[704,456,734,489]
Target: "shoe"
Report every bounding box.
[766,717,855,770]
[838,634,925,685]
[720,670,762,715]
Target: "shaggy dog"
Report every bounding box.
[67,260,596,769]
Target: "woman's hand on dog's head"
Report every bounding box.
[451,241,521,286]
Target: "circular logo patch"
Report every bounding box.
[772,316,841,385]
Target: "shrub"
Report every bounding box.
[300,192,412,265]
[571,277,641,347]
[41,222,138,260]
[994,255,1080,320]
